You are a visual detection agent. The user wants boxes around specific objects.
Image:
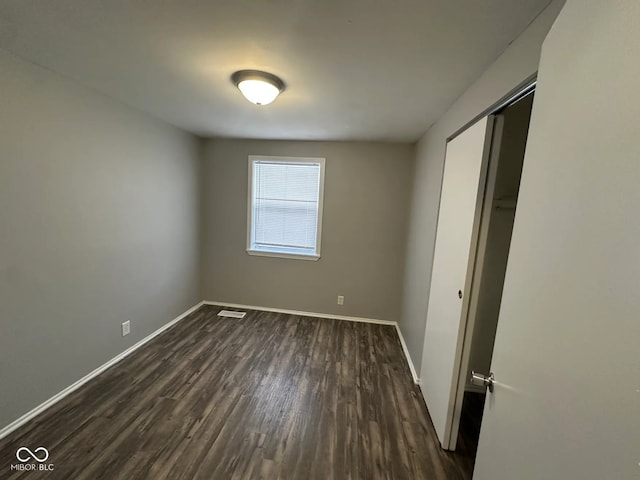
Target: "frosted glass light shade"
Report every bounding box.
[231,70,285,106]
[237,79,281,105]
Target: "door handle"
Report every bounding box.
[471,371,495,393]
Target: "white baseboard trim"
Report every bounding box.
[203,300,396,325]
[0,301,204,441]
[394,324,420,385]
[204,300,420,385]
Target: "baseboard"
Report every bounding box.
[0,301,204,441]
[394,324,420,385]
[205,300,420,385]
[203,300,396,325]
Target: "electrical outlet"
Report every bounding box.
[121,320,131,337]
[337,295,344,305]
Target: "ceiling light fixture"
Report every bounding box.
[231,70,285,106]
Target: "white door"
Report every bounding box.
[474,1,640,478]
[421,116,494,447]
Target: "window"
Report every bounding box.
[247,156,325,260]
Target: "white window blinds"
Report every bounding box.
[248,157,325,259]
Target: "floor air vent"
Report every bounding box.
[217,309,247,319]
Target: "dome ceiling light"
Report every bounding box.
[231,70,285,106]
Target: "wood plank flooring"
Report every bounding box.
[0,306,472,479]
[454,392,486,477]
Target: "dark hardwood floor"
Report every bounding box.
[453,392,486,477]
[0,306,474,479]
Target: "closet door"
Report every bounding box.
[421,116,494,447]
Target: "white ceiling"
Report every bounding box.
[0,0,551,142]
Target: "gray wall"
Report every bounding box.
[201,139,414,321]
[0,50,202,429]
[475,0,640,476]
[400,0,565,379]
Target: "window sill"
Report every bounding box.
[246,249,320,261]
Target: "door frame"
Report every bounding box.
[440,76,538,450]
[444,114,504,450]
[439,115,500,449]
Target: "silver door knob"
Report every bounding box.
[471,371,495,392]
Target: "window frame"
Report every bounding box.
[246,155,326,261]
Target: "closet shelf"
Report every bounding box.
[493,196,517,210]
